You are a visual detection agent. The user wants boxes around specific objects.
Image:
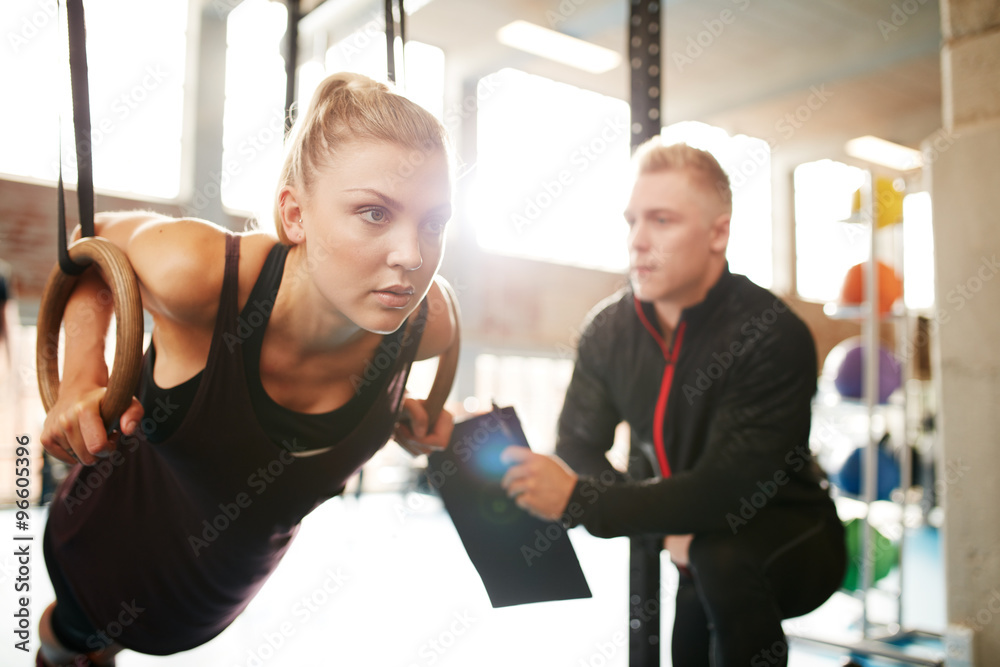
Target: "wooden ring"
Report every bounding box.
[36,237,144,429]
[421,277,461,427]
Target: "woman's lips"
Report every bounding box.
[373,287,414,308]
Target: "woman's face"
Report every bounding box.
[291,140,452,334]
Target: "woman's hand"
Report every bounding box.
[40,383,144,466]
[394,397,454,456]
[499,447,578,522]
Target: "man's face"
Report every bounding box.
[624,169,730,307]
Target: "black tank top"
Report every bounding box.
[138,242,405,448]
[45,234,428,654]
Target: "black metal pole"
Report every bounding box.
[627,2,662,663]
[629,0,662,150]
[397,0,406,87]
[385,0,395,83]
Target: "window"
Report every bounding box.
[795,161,933,309]
[902,192,934,310]
[0,0,187,199]
[220,4,446,229]
[219,0,289,218]
[470,68,632,272]
[794,160,868,303]
[471,353,630,467]
[470,76,773,282]
[473,353,575,455]
[322,30,445,122]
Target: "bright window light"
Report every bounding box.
[0,0,187,199]
[322,31,446,121]
[470,68,631,272]
[902,192,935,310]
[474,353,575,455]
[661,122,773,288]
[496,21,621,74]
[794,160,868,302]
[845,135,922,172]
[219,0,288,221]
[222,12,446,234]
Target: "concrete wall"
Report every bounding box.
[930,0,1000,662]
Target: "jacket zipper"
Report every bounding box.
[634,298,687,478]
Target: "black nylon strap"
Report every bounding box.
[58,0,95,275]
[283,0,300,137]
[398,0,406,65]
[384,0,395,83]
[384,0,406,86]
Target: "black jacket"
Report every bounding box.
[557,267,835,538]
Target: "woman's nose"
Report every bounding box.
[387,226,423,271]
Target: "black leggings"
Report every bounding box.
[671,504,846,667]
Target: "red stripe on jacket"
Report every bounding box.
[634,298,686,478]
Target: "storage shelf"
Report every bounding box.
[822,302,908,321]
[789,168,943,666]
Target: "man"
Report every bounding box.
[501,139,846,666]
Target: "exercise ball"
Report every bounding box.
[831,436,901,501]
[840,260,903,315]
[851,176,905,229]
[832,339,901,403]
[841,517,898,591]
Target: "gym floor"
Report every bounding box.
[1,492,944,666]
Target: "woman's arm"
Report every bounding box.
[93,211,228,328]
[40,212,229,465]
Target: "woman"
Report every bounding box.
[38,72,456,666]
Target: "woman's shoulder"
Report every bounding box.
[124,219,276,329]
[116,217,224,325]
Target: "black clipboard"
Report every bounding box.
[426,405,592,607]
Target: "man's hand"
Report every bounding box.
[394,397,454,456]
[664,534,694,568]
[500,447,578,522]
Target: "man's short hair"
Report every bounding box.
[632,138,732,213]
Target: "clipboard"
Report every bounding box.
[426,405,592,607]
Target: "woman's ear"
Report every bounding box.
[278,186,306,244]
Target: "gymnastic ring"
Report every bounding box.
[36,236,144,429]
[421,277,461,427]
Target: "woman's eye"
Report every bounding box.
[360,208,388,224]
[423,219,447,236]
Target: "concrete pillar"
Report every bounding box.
[927,1,1000,662]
